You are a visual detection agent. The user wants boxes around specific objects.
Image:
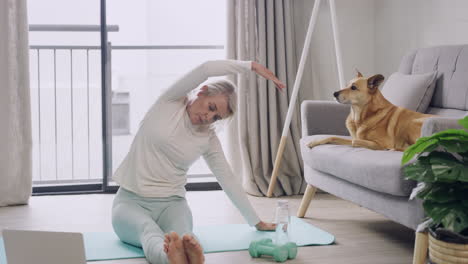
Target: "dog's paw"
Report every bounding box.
[307,141,319,148]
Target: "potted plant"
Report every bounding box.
[401,116,468,263]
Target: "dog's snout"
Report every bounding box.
[333,91,340,98]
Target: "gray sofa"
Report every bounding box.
[297,44,468,231]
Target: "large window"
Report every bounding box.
[28,0,227,193]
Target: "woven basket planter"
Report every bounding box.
[429,232,468,264]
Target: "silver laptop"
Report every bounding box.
[2,229,86,264]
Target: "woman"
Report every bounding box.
[112,60,286,264]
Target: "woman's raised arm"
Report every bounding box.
[160,60,251,101]
[160,60,286,101]
[251,61,286,91]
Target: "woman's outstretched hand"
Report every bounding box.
[252,61,286,92]
[255,221,277,231]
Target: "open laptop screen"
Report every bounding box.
[2,230,86,264]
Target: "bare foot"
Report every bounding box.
[164,232,189,264]
[182,234,205,264]
[164,234,170,254]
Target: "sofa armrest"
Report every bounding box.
[421,116,466,137]
[301,100,350,137]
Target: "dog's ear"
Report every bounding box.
[355,68,363,78]
[367,74,384,92]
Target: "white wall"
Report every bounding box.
[293,0,468,100]
[375,0,468,78]
[293,0,375,101]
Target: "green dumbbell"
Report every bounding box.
[278,242,298,259]
[261,240,298,260]
[249,240,289,262]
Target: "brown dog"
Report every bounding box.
[307,71,433,151]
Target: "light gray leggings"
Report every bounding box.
[112,187,194,264]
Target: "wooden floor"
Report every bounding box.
[0,191,415,264]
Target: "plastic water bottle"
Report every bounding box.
[274,200,290,246]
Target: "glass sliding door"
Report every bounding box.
[28,0,107,193]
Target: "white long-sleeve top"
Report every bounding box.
[113,60,261,226]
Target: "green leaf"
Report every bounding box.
[431,129,468,139]
[423,192,468,233]
[437,135,468,141]
[418,184,468,203]
[421,143,439,155]
[460,170,468,182]
[459,116,468,129]
[431,164,460,182]
[429,152,468,182]
[416,183,433,200]
[421,185,457,203]
[403,158,435,182]
[440,206,468,234]
[432,164,468,182]
[438,140,468,153]
[423,200,452,223]
[402,138,438,165]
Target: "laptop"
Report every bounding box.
[2,229,86,264]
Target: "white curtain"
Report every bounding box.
[226,0,305,197]
[0,0,33,206]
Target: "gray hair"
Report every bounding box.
[189,79,237,117]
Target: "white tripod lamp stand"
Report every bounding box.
[267,0,345,197]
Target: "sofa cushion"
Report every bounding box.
[398,45,468,111]
[300,135,416,197]
[381,71,437,113]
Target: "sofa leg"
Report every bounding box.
[297,184,317,218]
[412,231,428,264]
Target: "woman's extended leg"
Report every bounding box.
[158,198,204,264]
[112,188,171,264]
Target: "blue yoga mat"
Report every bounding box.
[0,241,5,264]
[0,217,334,262]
